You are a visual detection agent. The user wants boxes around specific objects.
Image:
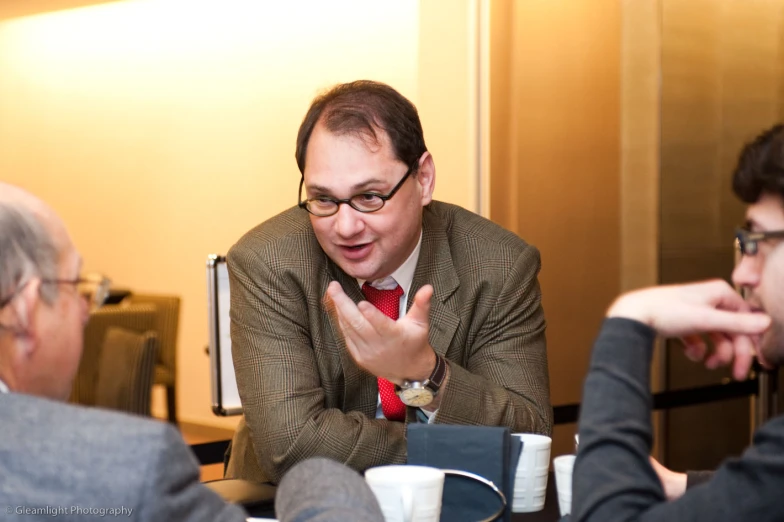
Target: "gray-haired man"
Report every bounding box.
[0,182,247,522]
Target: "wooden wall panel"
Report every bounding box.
[489,0,621,458]
[660,0,784,471]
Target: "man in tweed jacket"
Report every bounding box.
[226,80,552,485]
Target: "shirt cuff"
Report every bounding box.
[420,407,438,424]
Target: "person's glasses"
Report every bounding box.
[41,273,111,311]
[298,165,415,217]
[735,227,784,256]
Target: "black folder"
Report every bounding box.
[407,424,521,522]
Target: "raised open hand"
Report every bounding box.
[325,281,436,384]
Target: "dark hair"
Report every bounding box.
[295,80,427,174]
[732,124,784,203]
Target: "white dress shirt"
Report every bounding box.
[0,377,9,394]
[357,233,422,320]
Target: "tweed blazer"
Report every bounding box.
[225,200,552,484]
[0,392,246,522]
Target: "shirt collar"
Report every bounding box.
[357,231,423,299]
[0,377,9,394]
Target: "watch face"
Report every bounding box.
[398,387,434,407]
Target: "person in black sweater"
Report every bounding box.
[573,123,784,521]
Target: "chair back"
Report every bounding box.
[71,304,156,406]
[122,294,180,385]
[94,326,159,416]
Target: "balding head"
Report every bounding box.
[0,182,72,257]
[0,182,53,214]
[0,183,87,400]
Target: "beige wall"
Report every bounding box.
[0,0,478,428]
[419,0,480,212]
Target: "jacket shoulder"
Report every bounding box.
[0,394,185,499]
[228,206,321,267]
[1,394,176,454]
[426,201,534,256]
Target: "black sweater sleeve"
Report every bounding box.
[572,318,784,521]
[686,470,714,489]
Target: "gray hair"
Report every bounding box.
[0,201,59,306]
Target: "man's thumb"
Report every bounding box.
[408,285,434,324]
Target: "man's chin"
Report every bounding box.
[757,350,775,370]
[335,260,380,282]
[758,329,784,369]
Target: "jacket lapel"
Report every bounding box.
[323,261,378,418]
[409,208,460,358]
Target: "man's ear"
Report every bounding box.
[9,278,41,341]
[416,151,436,206]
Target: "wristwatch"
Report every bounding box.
[396,354,448,407]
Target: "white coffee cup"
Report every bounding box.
[553,454,576,516]
[511,433,552,513]
[365,465,444,522]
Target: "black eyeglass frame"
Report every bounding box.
[298,164,416,217]
[735,227,784,256]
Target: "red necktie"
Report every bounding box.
[361,282,407,421]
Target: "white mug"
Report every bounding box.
[511,433,552,513]
[365,465,444,522]
[553,454,576,516]
[365,466,507,522]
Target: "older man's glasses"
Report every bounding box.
[0,274,111,331]
[41,273,112,311]
[735,227,784,256]
[298,165,415,217]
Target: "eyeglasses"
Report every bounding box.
[735,227,784,256]
[41,273,111,312]
[0,274,110,312]
[298,165,415,217]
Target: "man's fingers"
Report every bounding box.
[704,332,734,369]
[681,335,707,362]
[692,308,771,336]
[406,285,433,326]
[731,334,756,381]
[327,281,370,335]
[700,279,749,309]
[356,300,392,333]
[680,329,756,381]
[326,281,349,304]
[683,331,755,380]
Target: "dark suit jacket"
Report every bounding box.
[226,201,552,484]
[0,393,246,522]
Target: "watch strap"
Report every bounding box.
[425,354,447,394]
